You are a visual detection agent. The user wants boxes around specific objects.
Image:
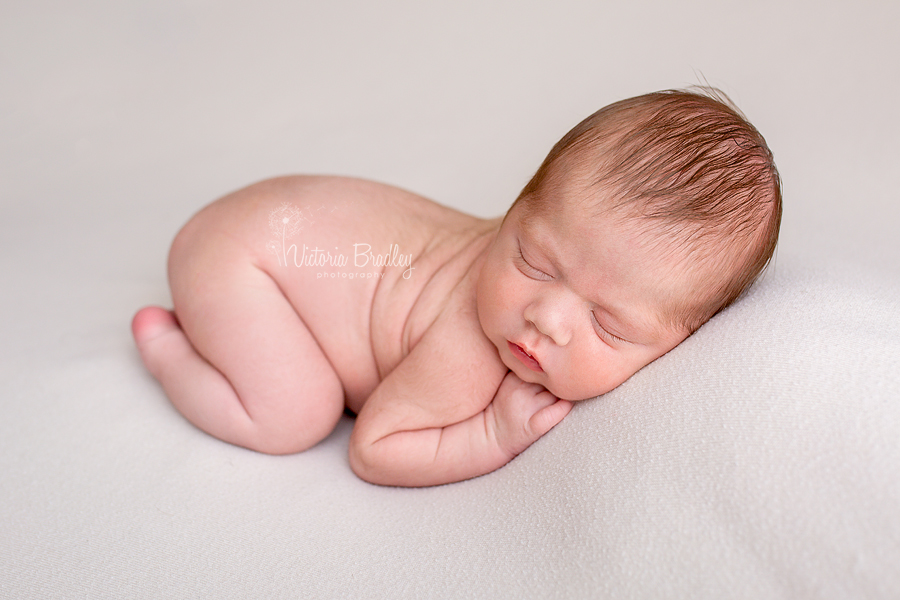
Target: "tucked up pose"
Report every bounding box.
[132,88,781,487]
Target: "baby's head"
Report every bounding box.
[516,88,782,332]
[477,88,781,400]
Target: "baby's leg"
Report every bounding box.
[133,252,344,455]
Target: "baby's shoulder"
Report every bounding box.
[313,175,480,242]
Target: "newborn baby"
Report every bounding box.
[132,88,781,487]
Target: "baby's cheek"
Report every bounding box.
[475,300,496,341]
[556,358,618,401]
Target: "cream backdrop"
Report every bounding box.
[2,1,898,598]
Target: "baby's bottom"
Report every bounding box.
[132,239,344,454]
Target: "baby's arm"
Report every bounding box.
[349,307,573,487]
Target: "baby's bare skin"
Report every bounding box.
[133,90,779,487]
[182,175,501,413]
[133,175,572,486]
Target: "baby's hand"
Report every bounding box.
[487,371,573,460]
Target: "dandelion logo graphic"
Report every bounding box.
[268,202,306,266]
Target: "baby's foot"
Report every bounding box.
[132,306,180,346]
[132,306,186,380]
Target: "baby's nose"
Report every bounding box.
[524,295,573,346]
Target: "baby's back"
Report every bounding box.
[171,175,499,413]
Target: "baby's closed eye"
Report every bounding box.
[590,311,630,345]
[515,243,552,281]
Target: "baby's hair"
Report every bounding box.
[513,87,782,332]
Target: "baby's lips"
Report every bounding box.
[508,341,543,372]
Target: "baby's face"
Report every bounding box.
[476,193,694,401]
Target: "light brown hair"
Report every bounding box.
[512,88,782,332]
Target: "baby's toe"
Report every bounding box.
[131,306,179,346]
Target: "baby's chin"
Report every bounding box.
[506,363,580,401]
[494,339,608,401]
[543,378,612,402]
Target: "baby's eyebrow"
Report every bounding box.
[517,215,559,264]
[515,213,537,244]
[606,305,674,346]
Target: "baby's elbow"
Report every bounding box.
[347,439,380,484]
[347,430,397,486]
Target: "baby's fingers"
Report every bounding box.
[527,399,573,439]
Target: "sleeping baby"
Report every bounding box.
[132,88,781,487]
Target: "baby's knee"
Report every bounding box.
[246,405,343,455]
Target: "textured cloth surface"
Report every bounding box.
[2,1,899,598]
[2,256,899,599]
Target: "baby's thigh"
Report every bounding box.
[168,218,345,444]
